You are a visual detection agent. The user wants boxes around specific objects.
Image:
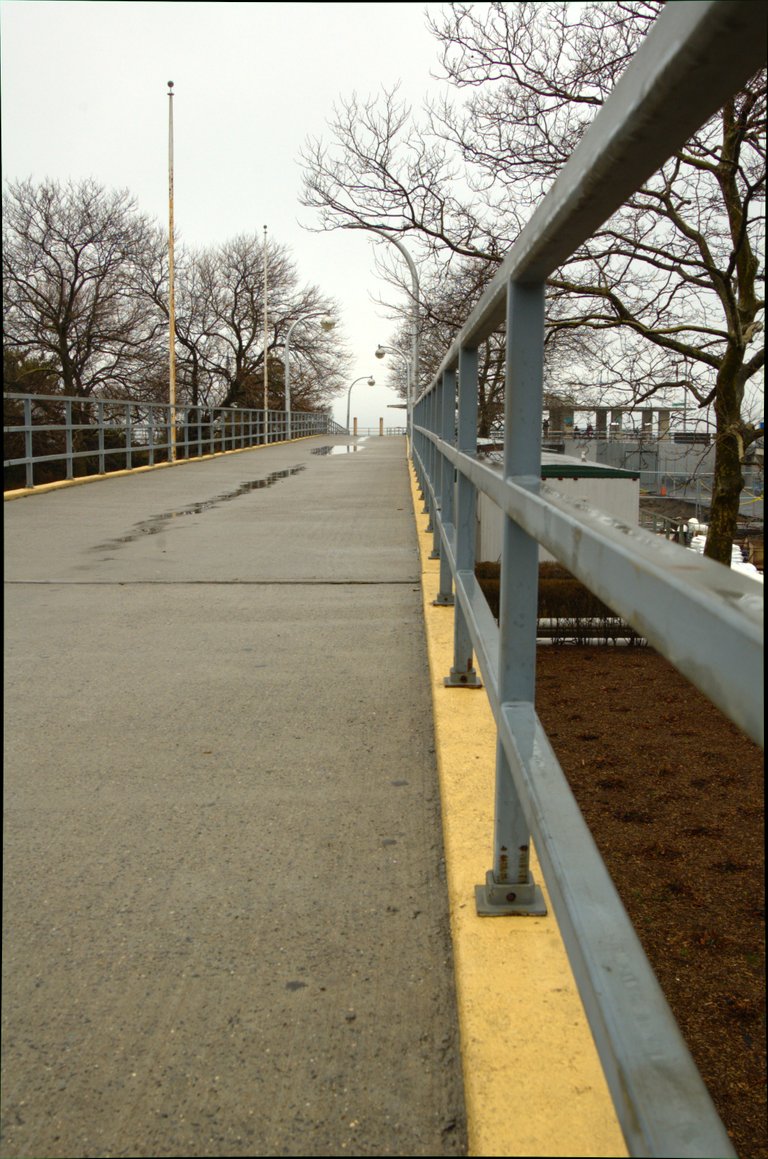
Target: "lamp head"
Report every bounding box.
[375,345,387,359]
[320,317,335,332]
[367,377,375,387]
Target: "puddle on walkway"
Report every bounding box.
[311,445,366,455]
[92,465,305,549]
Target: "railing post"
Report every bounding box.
[23,397,34,488]
[415,395,427,499]
[424,388,437,526]
[476,280,547,917]
[65,399,74,479]
[418,396,429,510]
[445,346,482,686]
[95,400,105,474]
[433,369,455,603]
[428,378,443,555]
[124,402,132,469]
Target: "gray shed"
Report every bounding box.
[476,452,640,563]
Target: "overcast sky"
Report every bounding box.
[0,0,451,429]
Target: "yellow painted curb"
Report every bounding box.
[409,462,628,1158]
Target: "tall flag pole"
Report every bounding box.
[168,81,177,462]
[263,224,269,424]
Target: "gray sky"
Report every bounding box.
[0,0,449,429]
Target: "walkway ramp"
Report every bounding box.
[3,436,466,1158]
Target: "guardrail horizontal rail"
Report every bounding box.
[432,440,763,746]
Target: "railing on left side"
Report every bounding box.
[3,394,346,490]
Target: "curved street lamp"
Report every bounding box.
[345,375,375,434]
[370,230,419,447]
[374,344,410,414]
[283,313,335,440]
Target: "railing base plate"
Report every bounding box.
[444,667,482,687]
[475,871,547,917]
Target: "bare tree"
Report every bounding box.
[375,241,585,437]
[136,230,348,419]
[183,234,345,411]
[130,227,216,412]
[300,1,765,564]
[3,178,166,402]
[414,258,506,436]
[272,296,350,413]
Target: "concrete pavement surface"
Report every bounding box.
[2,436,467,1158]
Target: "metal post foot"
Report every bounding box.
[444,667,482,687]
[432,592,454,606]
[475,870,547,916]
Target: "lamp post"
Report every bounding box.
[370,230,419,447]
[374,344,410,420]
[345,375,375,434]
[283,314,335,440]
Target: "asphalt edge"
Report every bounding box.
[408,457,629,1159]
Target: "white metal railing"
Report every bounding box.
[412,3,765,1156]
[348,426,407,437]
[3,393,346,489]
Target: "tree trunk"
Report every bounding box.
[704,362,744,566]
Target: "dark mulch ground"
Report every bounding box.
[534,645,765,1159]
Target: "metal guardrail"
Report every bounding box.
[637,473,764,521]
[349,426,407,437]
[546,427,711,442]
[411,3,765,1156]
[3,394,346,489]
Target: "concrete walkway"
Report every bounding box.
[2,436,466,1158]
